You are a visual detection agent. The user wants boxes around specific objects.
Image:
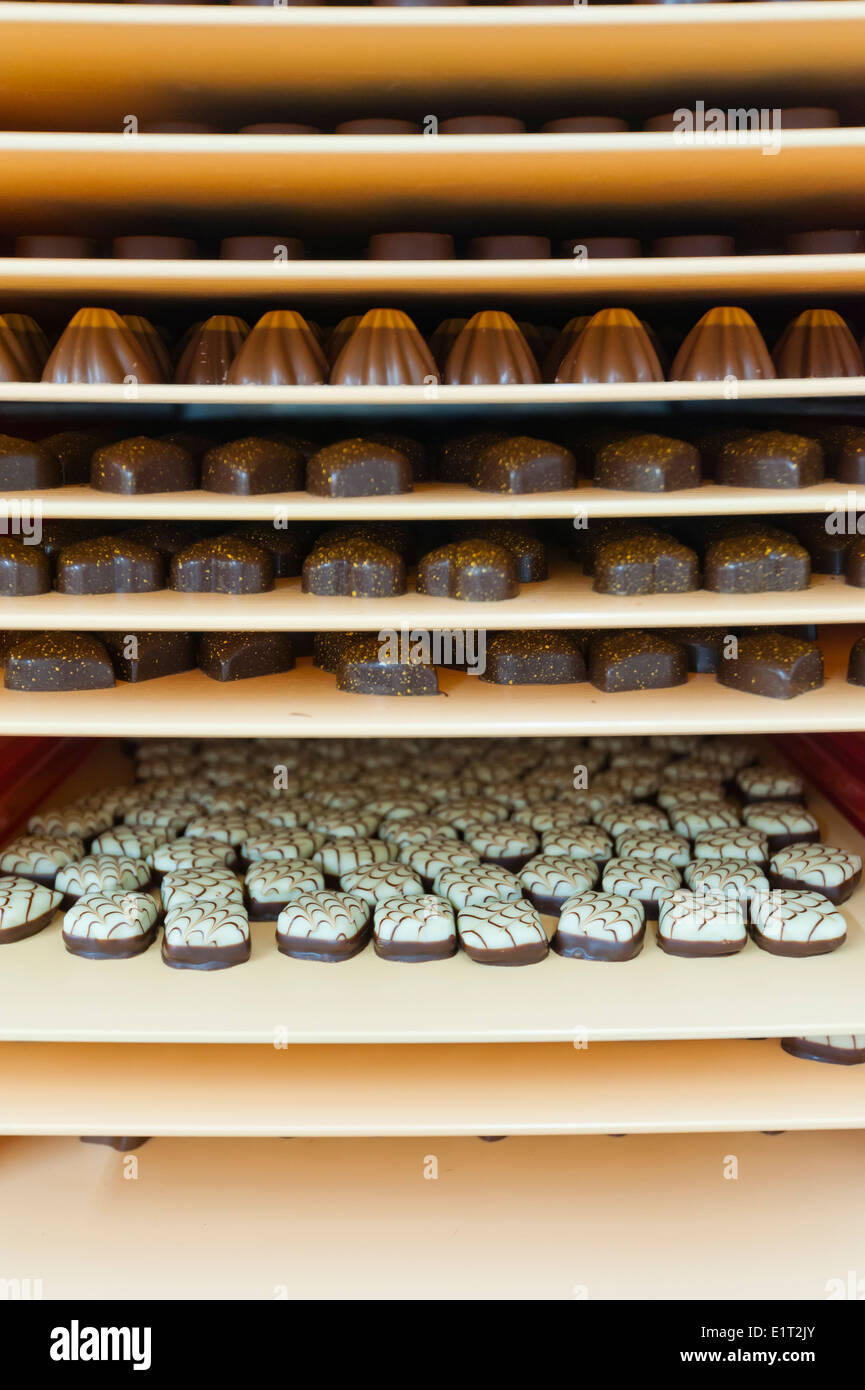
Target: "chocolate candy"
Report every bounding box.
[615,831,690,866]
[780,107,840,129]
[276,891,371,962]
[162,901,251,970]
[330,308,438,385]
[750,889,846,957]
[0,434,61,489]
[306,438,412,497]
[364,432,430,482]
[439,116,526,134]
[736,766,803,802]
[302,537,406,597]
[41,430,108,485]
[335,633,439,696]
[0,875,61,944]
[717,633,824,700]
[780,1035,865,1066]
[147,871,238,915]
[15,234,97,258]
[787,230,865,254]
[91,827,164,860]
[846,539,865,587]
[220,235,306,259]
[55,538,164,594]
[653,234,735,257]
[5,633,115,691]
[467,235,551,259]
[444,311,540,385]
[593,534,699,593]
[457,900,548,965]
[243,829,323,865]
[601,856,681,917]
[519,854,596,914]
[847,634,865,685]
[555,308,664,384]
[1,313,50,377]
[716,431,824,488]
[768,843,862,904]
[227,310,327,385]
[705,531,810,593]
[552,891,645,961]
[480,631,585,684]
[670,307,775,381]
[657,627,726,673]
[243,861,324,917]
[773,308,864,378]
[42,307,165,385]
[335,119,420,135]
[434,863,523,908]
[790,515,853,575]
[0,537,51,595]
[368,232,455,260]
[657,889,747,957]
[400,841,478,891]
[90,436,198,494]
[683,861,769,919]
[559,238,640,261]
[588,631,688,693]
[595,433,700,492]
[198,632,294,680]
[741,801,820,852]
[62,891,159,959]
[461,822,539,871]
[113,235,199,259]
[0,834,84,888]
[417,540,518,601]
[102,631,197,683]
[469,435,576,492]
[29,801,112,841]
[373,894,457,963]
[231,524,307,577]
[429,318,468,371]
[124,315,173,378]
[170,537,274,593]
[451,522,547,581]
[202,437,305,494]
[174,314,249,385]
[341,863,423,906]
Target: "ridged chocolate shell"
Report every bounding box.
[123,315,173,379]
[773,309,864,379]
[542,315,589,381]
[42,308,165,385]
[429,317,468,371]
[325,315,361,366]
[174,315,250,385]
[555,308,664,384]
[0,320,31,382]
[670,306,775,381]
[1,314,50,377]
[444,310,540,385]
[330,308,439,386]
[227,310,328,385]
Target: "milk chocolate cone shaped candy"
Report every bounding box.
[325,315,361,366]
[772,309,864,378]
[0,321,30,382]
[1,313,50,377]
[444,310,540,385]
[174,314,250,385]
[227,310,327,385]
[123,315,172,379]
[429,317,467,370]
[542,315,589,381]
[555,308,664,384]
[670,306,775,381]
[42,308,164,385]
[330,308,439,386]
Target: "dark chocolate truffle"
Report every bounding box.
[231,524,307,577]
[0,537,52,595]
[170,537,274,594]
[365,432,431,481]
[846,539,865,588]
[202,437,305,494]
[704,532,810,593]
[480,631,586,684]
[653,235,735,257]
[41,430,108,485]
[329,308,438,386]
[593,534,700,594]
[773,308,864,378]
[335,633,439,696]
[847,635,865,686]
[91,436,198,494]
[0,435,60,489]
[417,540,518,602]
[470,435,576,492]
[368,232,455,260]
[820,425,865,484]
[42,308,165,385]
[220,235,306,260]
[790,515,853,575]
[717,431,824,488]
[5,633,115,691]
[113,235,199,260]
[302,538,406,597]
[467,235,551,259]
[444,311,540,385]
[658,627,726,673]
[588,631,688,693]
[555,308,664,384]
[439,116,526,134]
[174,315,249,385]
[451,522,547,582]
[227,310,327,386]
[594,433,700,491]
[670,307,775,381]
[198,632,295,681]
[717,633,824,699]
[102,630,197,682]
[55,538,164,594]
[306,438,412,497]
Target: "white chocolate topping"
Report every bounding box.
[539,826,613,862]
[770,843,862,889]
[692,829,768,863]
[241,829,323,862]
[434,864,524,909]
[753,890,846,943]
[457,901,546,953]
[378,817,459,847]
[0,875,61,931]
[161,869,243,912]
[314,837,392,878]
[277,891,369,943]
[163,901,250,948]
[742,802,819,836]
[341,863,423,905]
[91,827,164,859]
[374,894,455,944]
[28,801,112,839]
[657,890,746,944]
[184,813,268,847]
[737,766,803,799]
[684,860,769,906]
[150,838,236,872]
[601,857,681,904]
[557,891,644,942]
[0,834,84,877]
[55,855,150,897]
[64,891,159,941]
[595,804,668,837]
[520,855,598,897]
[243,859,324,903]
[614,831,690,866]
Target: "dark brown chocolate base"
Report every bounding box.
[10,869,60,890]
[63,927,158,959]
[768,868,860,904]
[781,1036,865,1066]
[0,906,58,944]
[656,933,746,958]
[161,938,250,970]
[765,830,820,853]
[373,935,457,962]
[526,889,570,916]
[749,927,846,958]
[552,926,645,961]
[482,852,535,872]
[246,897,291,919]
[276,928,370,962]
[461,940,549,965]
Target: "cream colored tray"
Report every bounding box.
[1,758,863,1045]
[3,131,865,228]
[3,4,863,132]
[11,480,865,522]
[5,569,863,633]
[1,1039,863,1138]
[0,636,861,739]
[1,1130,862,1299]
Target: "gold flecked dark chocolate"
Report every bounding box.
[335,634,439,696]
[102,631,197,683]
[5,633,115,691]
[198,632,295,681]
[306,438,412,497]
[593,534,699,595]
[588,630,688,693]
[480,631,585,685]
[91,436,198,494]
[302,537,406,597]
[0,537,52,596]
[718,633,824,700]
[417,539,518,602]
[717,431,824,489]
[55,537,164,595]
[704,531,810,594]
[594,433,700,492]
[169,536,274,593]
[470,435,576,493]
[203,436,305,495]
[0,433,61,488]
